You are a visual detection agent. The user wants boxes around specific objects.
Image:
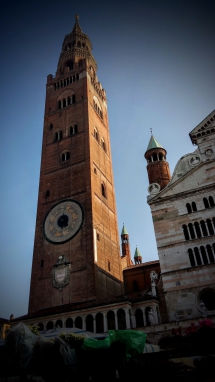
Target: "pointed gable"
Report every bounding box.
[189,109,215,145]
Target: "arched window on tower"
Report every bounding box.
[153,153,157,162]
[194,222,202,238]
[203,197,210,209]
[61,151,70,162]
[182,224,189,241]
[72,94,76,103]
[200,220,208,236]
[206,219,214,235]
[209,196,215,207]
[94,127,98,141]
[192,202,197,212]
[70,124,78,135]
[206,245,215,263]
[200,246,208,264]
[186,203,192,214]
[55,131,63,141]
[188,248,195,266]
[194,247,202,265]
[101,182,107,198]
[101,138,106,152]
[188,223,196,239]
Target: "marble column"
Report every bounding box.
[93,316,96,333]
[114,309,118,330]
[125,308,131,329]
[103,312,108,333]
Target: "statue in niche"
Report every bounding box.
[150,271,158,286]
[148,308,155,325]
[150,270,158,297]
[198,300,207,318]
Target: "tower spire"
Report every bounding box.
[134,246,142,264]
[72,14,83,33]
[121,224,133,268]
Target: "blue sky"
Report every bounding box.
[0,0,214,319]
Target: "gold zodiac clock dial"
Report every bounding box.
[43,199,84,244]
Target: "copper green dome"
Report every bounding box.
[121,224,128,235]
[134,246,141,258]
[146,135,163,151]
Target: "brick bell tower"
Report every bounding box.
[121,224,133,269]
[145,134,171,192]
[28,16,123,314]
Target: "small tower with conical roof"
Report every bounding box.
[134,246,142,264]
[121,224,133,268]
[145,135,171,191]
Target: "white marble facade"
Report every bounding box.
[148,110,215,322]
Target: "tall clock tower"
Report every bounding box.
[28,17,123,314]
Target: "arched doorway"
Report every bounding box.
[55,319,62,328]
[75,316,83,329]
[66,318,73,328]
[107,310,115,330]
[38,323,44,331]
[86,314,94,332]
[96,312,104,333]
[135,308,144,327]
[47,321,53,330]
[117,309,126,330]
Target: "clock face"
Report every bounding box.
[43,199,84,244]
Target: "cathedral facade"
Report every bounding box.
[145,110,215,323]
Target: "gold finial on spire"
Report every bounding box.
[75,14,79,21]
[150,128,153,135]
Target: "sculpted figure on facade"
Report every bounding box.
[198,300,207,318]
[150,271,158,286]
[150,270,158,297]
[148,308,155,325]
